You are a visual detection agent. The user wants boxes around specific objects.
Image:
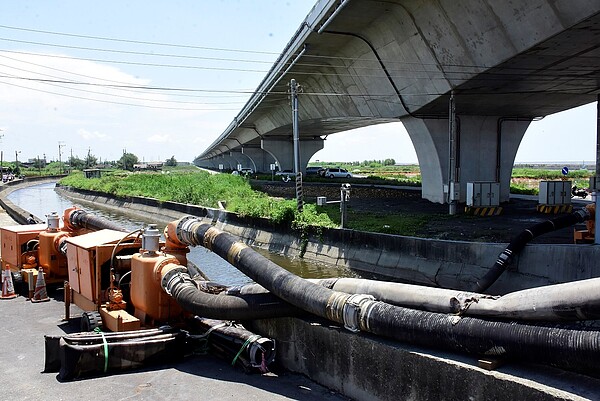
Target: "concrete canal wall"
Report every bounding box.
[2,179,600,400]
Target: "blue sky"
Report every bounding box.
[0,1,597,165]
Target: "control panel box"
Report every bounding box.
[466,182,500,207]
[539,181,571,205]
[0,224,46,271]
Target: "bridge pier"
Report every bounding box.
[402,116,531,204]
[261,138,324,173]
[242,147,273,173]
[229,151,253,172]
[217,154,235,171]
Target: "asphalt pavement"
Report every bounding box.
[0,289,349,401]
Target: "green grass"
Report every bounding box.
[59,170,339,229]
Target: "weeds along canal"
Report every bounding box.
[7,182,359,285]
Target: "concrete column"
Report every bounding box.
[205,158,218,169]
[402,116,530,204]
[229,151,253,171]
[195,159,211,169]
[261,138,324,172]
[220,154,235,171]
[242,148,273,173]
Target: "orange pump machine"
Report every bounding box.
[64,229,143,332]
[63,225,184,332]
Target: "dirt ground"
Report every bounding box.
[252,181,591,244]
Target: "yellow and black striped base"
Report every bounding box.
[464,206,503,216]
[536,204,573,214]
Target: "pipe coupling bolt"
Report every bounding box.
[343,294,376,333]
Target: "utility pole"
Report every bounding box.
[58,141,65,175]
[448,91,459,215]
[290,78,303,212]
[596,95,599,244]
[14,150,20,176]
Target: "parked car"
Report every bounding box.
[275,169,295,182]
[231,168,253,176]
[323,168,352,179]
[275,169,294,177]
[305,166,324,176]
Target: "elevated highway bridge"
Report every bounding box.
[195,0,600,204]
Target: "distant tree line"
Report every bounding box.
[64,152,178,172]
[340,159,397,167]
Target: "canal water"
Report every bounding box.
[8,182,359,285]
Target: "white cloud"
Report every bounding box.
[147,134,171,143]
[77,128,109,141]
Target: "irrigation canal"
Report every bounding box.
[7,181,360,285]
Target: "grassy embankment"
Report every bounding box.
[59,168,336,232]
[58,167,432,237]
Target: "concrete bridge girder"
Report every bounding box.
[242,148,274,174]
[261,138,324,172]
[402,115,531,204]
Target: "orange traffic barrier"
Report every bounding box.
[31,267,50,303]
[1,265,17,300]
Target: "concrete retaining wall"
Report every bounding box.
[250,316,600,401]
[53,184,600,295]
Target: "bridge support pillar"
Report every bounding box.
[219,154,235,171]
[196,159,213,169]
[402,116,531,204]
[229,151,253,171]
[242,148,273,173]
[261,138,324,172]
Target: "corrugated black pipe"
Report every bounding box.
[364,303,600,376]
[163,272,299,320]
[170,218,600,376]
[69,209,127,232]
[473,208,591,293]
[180,222,343,319]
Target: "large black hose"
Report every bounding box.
[68,209,127,232]
[163,272,299,320]
[363,303,600,376]
[169,217,600,376]
[236,277,600,321]
[473,208,591,293]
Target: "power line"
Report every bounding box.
[0,79,244,111]
[0,37,277,65]
[0,24,280,55]
[0,53,254,98]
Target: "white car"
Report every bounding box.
[323,168,352,178]
[232,168,254,176]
